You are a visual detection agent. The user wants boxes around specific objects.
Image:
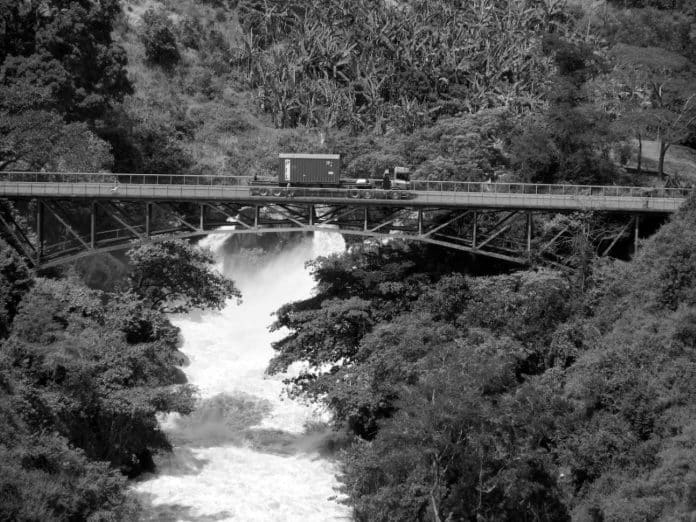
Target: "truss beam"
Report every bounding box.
[152,202,199,232]
[601,217,633,257]
[0,211,36,263]
[0,196,653,270]
[97,201,143,240]
[44,202,92,251]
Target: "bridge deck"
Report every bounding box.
[0,173,689,213]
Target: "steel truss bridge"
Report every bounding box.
[0,172,688,269]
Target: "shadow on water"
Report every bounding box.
[137,493,233,521]
[156,392,344,472]
[168,392,274,447]
[242,426,346,460]
[146,447,210,477]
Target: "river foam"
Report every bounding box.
[133,230,351,521]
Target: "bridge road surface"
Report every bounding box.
[0,178,688,213]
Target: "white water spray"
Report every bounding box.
[134,231,351,521]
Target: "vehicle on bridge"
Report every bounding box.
[250,153,414,200]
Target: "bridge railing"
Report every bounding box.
[0,171,249,186]
[408,180,692,199]
[0,171,693,199]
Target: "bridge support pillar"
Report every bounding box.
[526,212,533,258]
[36,201,44,265]
[199,204,205,231]
[309,205,314,226]
[90,201,96,249]
[145,202,152,238]
[363,207,368,231]
[418,209,423,235]
[634,215,640,255]
[472,211,478,249]
[254,206,259,228]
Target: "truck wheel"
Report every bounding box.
[271,188,283,197]
[349,189,360,198]
[258,187,269,196]
[364,190,374,199]
[391,190,401,200]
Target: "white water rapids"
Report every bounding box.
[133,231,351,521]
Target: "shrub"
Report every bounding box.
[141,9,180,70]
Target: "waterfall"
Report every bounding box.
[133,230,351,521]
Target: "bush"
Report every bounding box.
[2,278,196,477]
[141,9,180,69]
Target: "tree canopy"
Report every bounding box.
[268,199,696,520]
[0,0,132,120]
[127,238,241,313]
[0,234,243,518]
[0,0,131,171]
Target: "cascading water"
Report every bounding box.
[134,230,351,521]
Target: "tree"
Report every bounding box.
[509,103,619,185]
[1,277,196,477]
[607,0,692,10]
[0,0,132,120]
[597,6,696,61]
[548,197,696,519]
[0,110,113,171]
[406,110,511,182]
[0,415,138,521]
[589,58,653,174]
[509,36,619,185]
[0,239,32,338]
[141,8,181,70]
[340,331,570,522]
[127,238,241,313]
[609,44,696,179]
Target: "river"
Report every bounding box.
[133,231,351,521]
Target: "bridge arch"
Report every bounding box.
[36,225,528,270]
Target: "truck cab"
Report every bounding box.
[354,166,411,190]
[391,166,411,190]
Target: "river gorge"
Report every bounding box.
[134,231,351,521]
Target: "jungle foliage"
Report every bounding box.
[269,199,696,521]
[237,0,565,131]
[1,0,696,518]
[2,0,695,182]
[127,239,241,313]
[0,0,196,174]
[0,239,240,519]
[229,0,695,184]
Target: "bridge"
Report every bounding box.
[0,172,688,268]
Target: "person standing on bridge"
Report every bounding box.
[383,170,391,190]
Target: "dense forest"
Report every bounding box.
[1,0,696,519]
[0,239,238,519]
[2,0,695,181]
[270,198,696,520]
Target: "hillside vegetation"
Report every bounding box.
[0,239,239,520]
[111,0,696,185]
[270,195,696,521]
[1,0,696,519]
[3,0,695,183]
